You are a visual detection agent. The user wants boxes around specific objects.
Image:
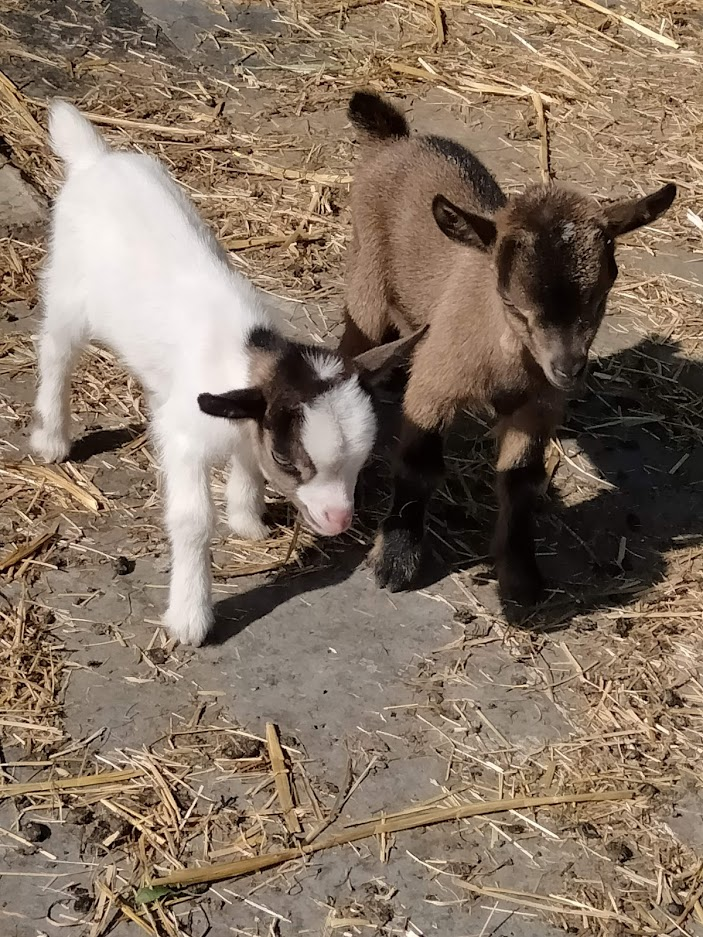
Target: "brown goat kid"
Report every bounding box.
[340,91,676,606]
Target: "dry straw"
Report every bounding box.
[151,788,635,888]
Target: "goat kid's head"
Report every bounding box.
[198,327,426,537]
[433,182,676,392]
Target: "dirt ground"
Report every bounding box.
[1,1,703,935]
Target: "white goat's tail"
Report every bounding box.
[48,100,108,172]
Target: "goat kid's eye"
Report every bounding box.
[272,451,294,470]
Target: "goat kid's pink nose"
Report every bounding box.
[322,507,353,534]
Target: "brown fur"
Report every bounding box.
[341,91,677,605]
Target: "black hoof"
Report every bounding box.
[497,559,545,609]
[368,527,424,592]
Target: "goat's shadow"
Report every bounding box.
[208,541,369,645]
[425,335,703,630]
[68,422,145,462]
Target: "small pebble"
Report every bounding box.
[605,841,634,863]
[114,555,136,576]
[667,901,685,916]
[69,886,92,914]
[73,895,93,914]
[146,648,167,666]
[453,607,477,625]
[663,688,684,708]
[625,512,641,531]
[22,821,51,843]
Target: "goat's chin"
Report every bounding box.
[544,372,576,392]
[296,507,329,537]
[542,368,585,393]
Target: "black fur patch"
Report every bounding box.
[247,327,282,353]
[260,341,359,479]
[275,345,336,401]
[398,425,445,483]
[496,236,518,291]
[348,91,409,141]
[494,460,546,605]
[424,136,506,212]
[490,385,532,417]
[265,406,306,480]
[500,461,546,496]
[528,228,584,326]
[373,425,445,591]
[198,388,267,422]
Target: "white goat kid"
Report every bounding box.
[32,101,422,646]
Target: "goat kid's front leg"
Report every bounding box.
[370,415,445,592]
[226,444,269,541]
[160,433,215,646]
[32,314,86,463]
[493,400,561,607]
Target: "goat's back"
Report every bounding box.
[47,141,269,402]
[52,149,225,296]
[345,130,546,410]
[349,135,504,328]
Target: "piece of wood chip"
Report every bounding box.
[266,723,302,835]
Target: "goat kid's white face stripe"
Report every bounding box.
[296,377,376,515]
[301,377,376,472]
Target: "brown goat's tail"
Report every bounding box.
[348,91,409,144]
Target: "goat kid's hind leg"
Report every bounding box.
[31,303,87,462]
[226,444,269,541]
[493,399,561,607]
[159,427,215,646]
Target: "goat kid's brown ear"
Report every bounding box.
[353,325,429,385]
[198,387,267,422]
[604,182,676,239]
[432,194,497,251]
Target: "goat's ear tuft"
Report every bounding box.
[353,325,429,386]
[198,387,267,422]
[432,194,497,250]
[604,182,676,239]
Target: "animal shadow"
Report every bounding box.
[209,540,369,645]
[437,336,703,629]
[68,423,145,462]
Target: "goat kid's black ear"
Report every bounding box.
[353,325,429,385]
[604,182,677,239]
[432,194,497,250]
[197,387,267,422]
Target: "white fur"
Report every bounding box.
[297,378,375,530]
[561,222,576,243]
[32,101,375,647]
[307,350,345,381]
